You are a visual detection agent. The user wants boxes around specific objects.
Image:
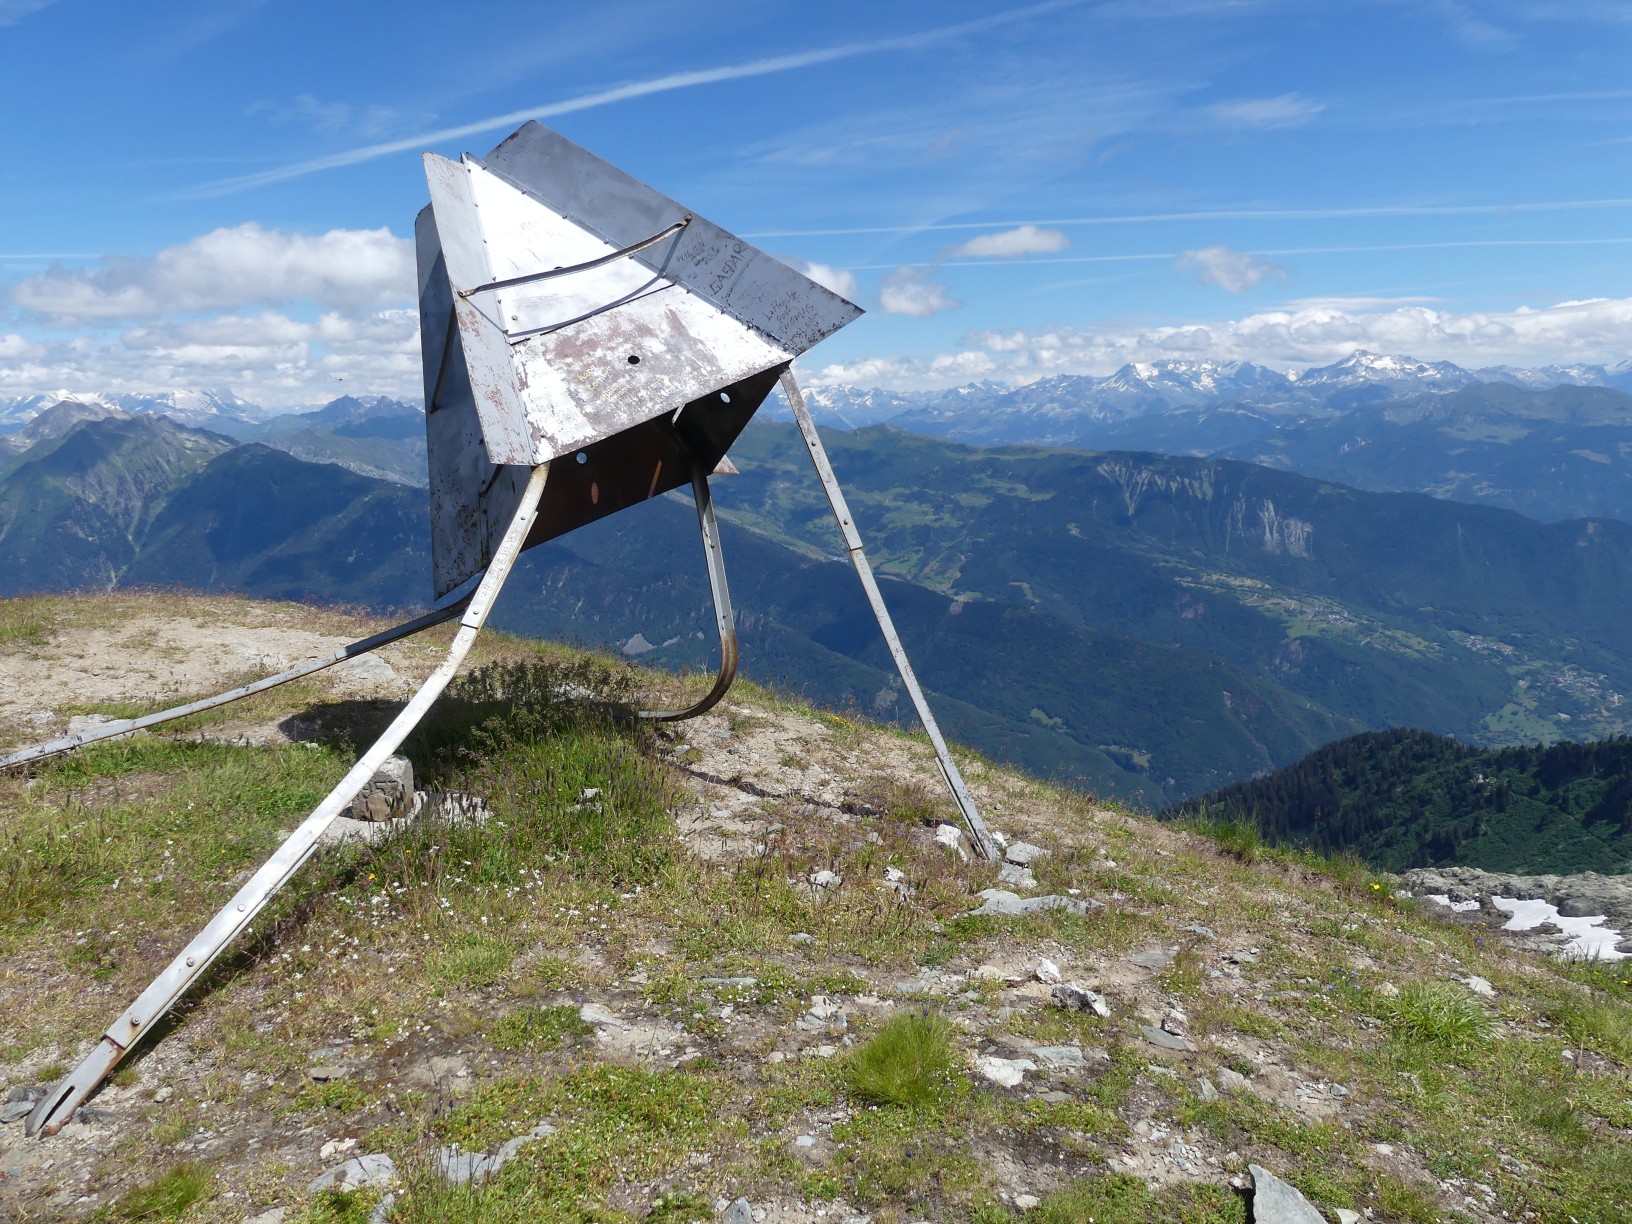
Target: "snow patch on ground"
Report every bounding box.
[1492,895,1631,961]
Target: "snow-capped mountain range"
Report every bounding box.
[4,351,1631,442]
[0,388,262,432]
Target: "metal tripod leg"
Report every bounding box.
[637,463,739,722]
[26,464,551,1138]
[0,600,471,773]
[779,371,997,862]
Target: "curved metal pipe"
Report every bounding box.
[636,463,739,722]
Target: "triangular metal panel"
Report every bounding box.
[422,122,860,468]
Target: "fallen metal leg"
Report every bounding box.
[26,464,550,1138]
[779,371,997,861]
[0,599,470,772]
[636,464,739,722]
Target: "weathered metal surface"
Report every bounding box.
[0,601,467,773]
[27,465,552,1138]
[778,371,998,861]
[418,121,861,596]
[636,464,739,722]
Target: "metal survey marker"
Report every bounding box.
[12,120,996,1137]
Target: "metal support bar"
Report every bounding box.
[457,218,689,298]
[0,601,470,773]
[26,464,551,1138]
[636,464,739,722]
[778,371,997,861]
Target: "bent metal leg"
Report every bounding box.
[779,371,998,862]
[636,462,740,722]
[26,464,551,1138]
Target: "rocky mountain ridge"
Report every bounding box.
[1,595,1629,1222]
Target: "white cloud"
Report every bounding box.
[1175,245,1287,293]
[12,224,415,322]
[958,296,1632,377]
[0,334,43,360]
[784,257,859,301]
[879,267,962,318]
[0,0,56,28]
[248,95,409,139]
[807,350,997,389]
[0,309,420,409]
[1206,93,1324,128]
[943,225,1070,259]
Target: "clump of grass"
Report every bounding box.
[0,599,51,649]
[853,776,950,829]
[845,1010,961,1108]
[402,658,676,888]
[107,1162,211,1220]
[1549,991,1632,1063]
[1386,982,1491,1052]
[490,1004,593,1051]
[1185,812,1263,862]
[427,933,517,991]
[1033,1174,1246,1223]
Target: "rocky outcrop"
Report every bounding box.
[1403,865,1632,954]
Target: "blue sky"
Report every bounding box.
[1,0,1630,405]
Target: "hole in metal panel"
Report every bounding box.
[719,392,731,403]
[626,354,641,365]
[575,452,588,465]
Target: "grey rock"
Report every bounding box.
[579,1003,620,1026]
[722,1199,753,1224]
[968,889,1102,917]
[1051,983,1111,1017]
[4,1085,42,1105]
[308,1153,397,1194]
[244,1210,288,1224]
[791,1134,836,1166]
[1403,865,1632,938]
[1227,948,1260,965]
[433,1123,554,1185]
[1140,1024,1196,1053]
[1248,1164,1326,1224]
[1,1100,33,1124]
[307,1065,343,1082]
[1004,841,1048,865]
[790,932,816,945]
[1028,1045,1088,1068]
[1463,975,1496,997]
[997,863,1037,889]
[1130,947,1175,970]
[1035,1090,1072,1104]
[347,754,413,821]
[1216,1068,1252,1094]
[809,869,842,889]
[333,654,400,685]
[1182,924,1216,938]
[1335,1211,1361,1224]
[1196,1077,1220,1102]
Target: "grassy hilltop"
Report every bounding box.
[1,594,1630,1223]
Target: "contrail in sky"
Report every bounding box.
[176,0,1082,200]
[748,200,1632,239]
[845,235,1632,271]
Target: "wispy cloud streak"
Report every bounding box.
[176,0,1084,199]
[749,198,1632,238]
